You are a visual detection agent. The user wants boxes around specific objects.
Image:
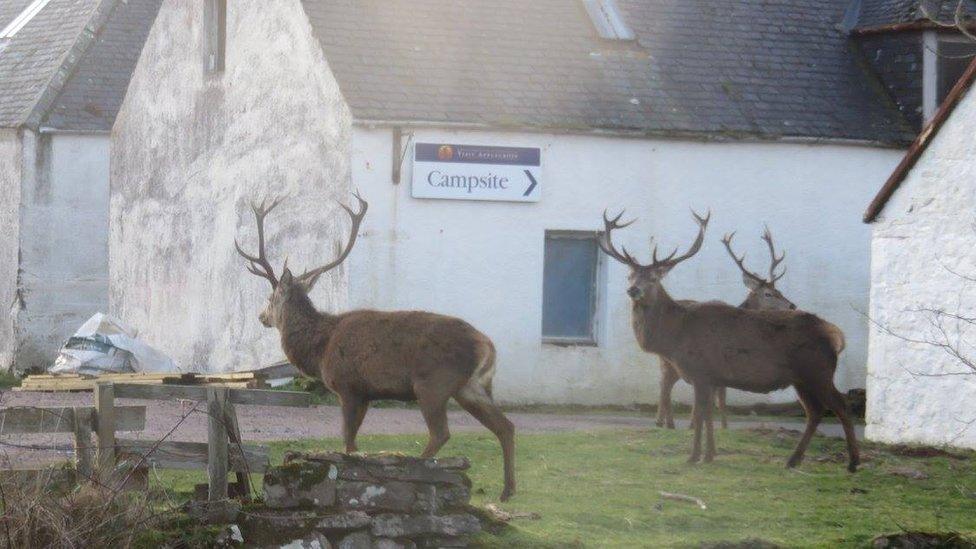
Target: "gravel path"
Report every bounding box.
[0,390,862,468]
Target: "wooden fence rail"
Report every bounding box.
[0,382,311,502]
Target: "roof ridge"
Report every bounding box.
[20,0,120,130]
[863,56,976,222]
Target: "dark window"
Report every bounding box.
[205,0,226,73]
[542,232,601,343]
[937,38,976,105]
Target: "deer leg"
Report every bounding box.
[658,361,680,429]
[826,388,860,473]
[786,387,824,469]
[455,381,517,501]
[703,385,717,462]
[688,383,710,464]
[340,395,369,453]
[417,394,451,459]
[717,387,728,430]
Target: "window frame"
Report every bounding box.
[204,0,227,74]
[541,230,605,347]
[923,32,976,121]
[581,0,636,41]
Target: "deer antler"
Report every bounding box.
[296,191,369,288]
[720,232,766,285]
[235,196,285,288]
[650,210,711,268]
[598,210,644,268]
[761,225,786,284]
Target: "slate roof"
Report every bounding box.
[0,0,100,128]
[304,0,915,144]
[43,0,162,131]
[856,0,976,29]
[0,0,160,130]
[864,57,976,221]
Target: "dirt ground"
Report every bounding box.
[0,390,862,468]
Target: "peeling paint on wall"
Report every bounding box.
[0,129,22,371]
[110,0,351,371]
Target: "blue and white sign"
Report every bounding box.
[412,143,541,203]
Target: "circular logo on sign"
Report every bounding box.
[437,145,454,160]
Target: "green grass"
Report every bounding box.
[155,428,976,548]
[0,370,21,389]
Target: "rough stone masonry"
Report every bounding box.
[232,452,481,548]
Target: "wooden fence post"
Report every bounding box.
[95,382,116,477]
[224,400,251,497]
[72,407,93,481]
[207,387,229,502]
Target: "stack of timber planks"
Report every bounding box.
[15,371,271,392]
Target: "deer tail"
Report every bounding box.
[474,336,497,398]
[823,321,845,355]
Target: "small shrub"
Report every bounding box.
[0,470,164,549]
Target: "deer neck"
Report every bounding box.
[275,292,339,378]
[632,283,686,356]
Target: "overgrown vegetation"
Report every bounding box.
[0,371,20,390]
[152,428,976,547]
[0,470,169,548]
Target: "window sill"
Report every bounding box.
[542,338,598,348]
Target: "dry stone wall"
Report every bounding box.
[236,452,481,548]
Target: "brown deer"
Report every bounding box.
[599,211,858,471]
[656,227,797,430]
[235,194,516,500]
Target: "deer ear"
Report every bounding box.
[742,272,763,291]
[280,268,294,286]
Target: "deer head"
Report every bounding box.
[720,226,795,311]
[235,192,368,327]
[599,210,711,304]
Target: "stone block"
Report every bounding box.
[337,481,427,513]
[370,513,481,539]
[279,532,333,549]
[316,510,372,531]
[337,531,372,549]
[264,460,338,508]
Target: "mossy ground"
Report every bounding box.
[155,426,976,548]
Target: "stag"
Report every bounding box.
[655,227,799,429]
[235,194,516,500]
[599,211,858,471]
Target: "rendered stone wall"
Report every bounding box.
[867,83,976,448]
[110,0,352,371]
[0,129,21,372]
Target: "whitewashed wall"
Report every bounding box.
[13,133,110,370]
[348,126,903,405]
[867,87,976,448]
[0,129,21,372]
[110,0,351,371]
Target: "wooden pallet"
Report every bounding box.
[15,371,267,392]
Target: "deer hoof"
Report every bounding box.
[703,454,715,463]
[500,488,515,502]
[686,455,700,465]
[847,462,858,473]
[786,456,801,469]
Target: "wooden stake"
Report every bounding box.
[223,400,251,497]
[207,387,229,502]
[72,407,93,481]
[94,383,116,477]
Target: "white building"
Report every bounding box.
[21,0,976,408]
[316,0,919,406]
[0,0,159,372]
[863,58,976,449]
